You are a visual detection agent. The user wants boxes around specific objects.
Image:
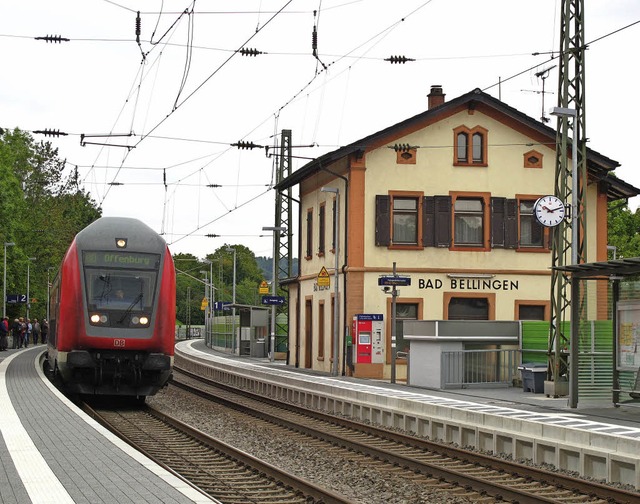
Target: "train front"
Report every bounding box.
[55,217,176,397]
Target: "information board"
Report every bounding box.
[616,300,640,371]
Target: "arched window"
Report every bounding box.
[453,126,488,166]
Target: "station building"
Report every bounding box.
[276,86,640,380]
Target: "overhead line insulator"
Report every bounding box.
[136,11,141,44]
[232,140,261,150]
[384,55,415,64]
[205,234,220,238]
[34,129,68,137]
[239,48,263,57]
[35,35,70,43]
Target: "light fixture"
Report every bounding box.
[447,273,495,279]
[115,238,127,248]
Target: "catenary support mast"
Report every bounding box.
[548,0,588,394]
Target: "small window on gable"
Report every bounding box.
[396,148,417,164]
[454,126,487,166]
[456,132,468,163]
[523,150,543,168]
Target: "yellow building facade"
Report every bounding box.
[277,86,639,380]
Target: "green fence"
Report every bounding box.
[521,320,638,401]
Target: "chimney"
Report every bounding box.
[428,85,445,109]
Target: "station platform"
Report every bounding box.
[176,338,640,489]
[0,345,217,504]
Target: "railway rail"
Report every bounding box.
[172,365,640,504]
[80,400,351,504]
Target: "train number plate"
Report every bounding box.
[113,339,126,347]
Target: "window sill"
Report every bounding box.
[450,245,490,252]
[453,162,488,167]
[389,244,423,251]
[516,247,549,253]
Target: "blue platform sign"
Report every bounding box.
[213,301,232,310]
[6,294,26,304]
[378,276,411,286]
[261,295,285,306]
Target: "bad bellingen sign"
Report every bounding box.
[418,277,519,291]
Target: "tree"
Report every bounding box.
[607,201,640,259]
[0,128,101,320]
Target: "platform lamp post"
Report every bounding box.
[550,106,578,408]
[321,186,340,376]
[46,267,55,322]
[3,242,15,318]
[202,259,214,346]
[262,226,286,362]
[26,257,36,320]
[199,270,208,342]
[225,247,237,354]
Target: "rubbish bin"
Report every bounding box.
[517,364,546,393]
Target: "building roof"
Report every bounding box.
[276,88,640,201]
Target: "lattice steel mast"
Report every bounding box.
[548,0,588,393]
[275,130,293,355]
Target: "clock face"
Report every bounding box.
[534,195,566,227]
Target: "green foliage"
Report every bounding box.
[607,201,640,259]
[0,128,101,321]
[174,245,275,325]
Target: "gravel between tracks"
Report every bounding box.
[147,383,476,504]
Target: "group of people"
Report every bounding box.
[0,316,48,351]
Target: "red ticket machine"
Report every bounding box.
[353,314,384,364]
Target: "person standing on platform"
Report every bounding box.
[12,319,21,349]
[32,318,40,345]
[41,318,48,344]
[22,318,29,348]
[0,317,8,351]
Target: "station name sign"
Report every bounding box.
[418,278,519,291]
[378,276,411,287]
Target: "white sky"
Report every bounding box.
[2,0,639,259]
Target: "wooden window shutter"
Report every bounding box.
[505,198,518,249]
[491,197,506,248]
[423,196,435,247]
[434,195,451,247]
[375,195,390,246]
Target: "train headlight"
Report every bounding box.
[139,316,149,325]
[132,316,140,324]
[90,313,109,325]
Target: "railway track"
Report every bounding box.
[172,366,640,504]
[80,400,352,504]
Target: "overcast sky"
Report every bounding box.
[2,0,639,259]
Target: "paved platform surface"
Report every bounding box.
[0,345,217,504]
[183,338,640,434]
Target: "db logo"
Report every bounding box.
[113,339,126,347]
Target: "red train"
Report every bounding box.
[47,217,176,399]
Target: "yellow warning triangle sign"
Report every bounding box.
[317,266,330,287]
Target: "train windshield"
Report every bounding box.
[82,251,161,312]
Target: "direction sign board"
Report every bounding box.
[261,295,285,306]
[377,276,411,287]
